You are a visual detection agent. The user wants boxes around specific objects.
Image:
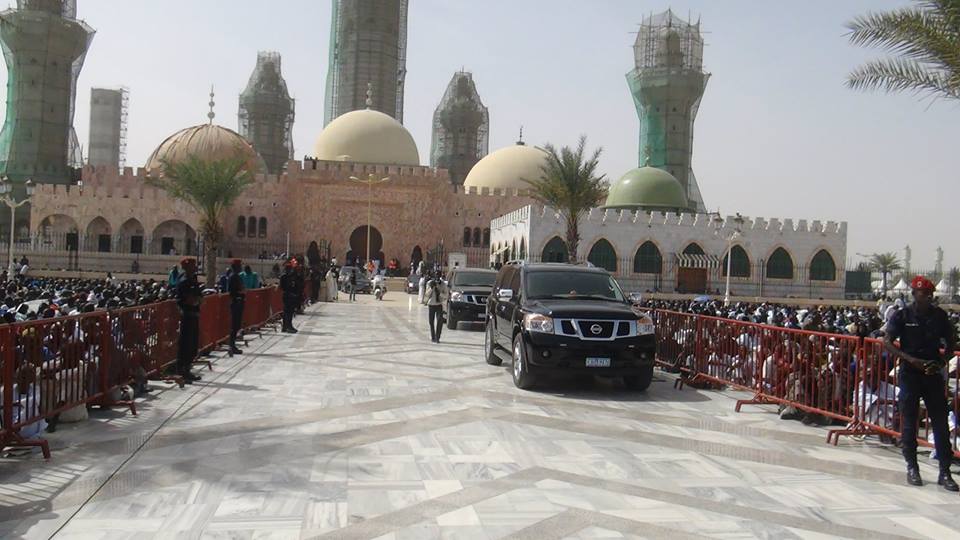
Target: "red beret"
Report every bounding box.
[911,275,935,292]
[180,257,197,268]
[231,258,242,266]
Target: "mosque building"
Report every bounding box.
[13,4,848,297]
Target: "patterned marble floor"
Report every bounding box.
[2,293,960,539]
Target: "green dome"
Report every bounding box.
[604,167,687,210]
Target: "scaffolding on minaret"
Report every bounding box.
[238,51,295,175]
[430,71,489,186]
[626,9,708,212]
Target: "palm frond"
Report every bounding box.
[846,57,959,99]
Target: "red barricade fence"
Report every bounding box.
[654,309,960,458]
[0,287,282,458]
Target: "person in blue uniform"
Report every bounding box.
[885,275,958,490]
[174,258,203,383]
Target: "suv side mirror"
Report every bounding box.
[497,288,513,301]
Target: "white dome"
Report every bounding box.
[313,109,419,166]
[463,143,549,191]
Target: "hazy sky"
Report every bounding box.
[2,0,956,270]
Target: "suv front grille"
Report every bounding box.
[464,295,487,305]
[555,319,638,341]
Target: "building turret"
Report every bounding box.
[0,0,94,184]
[239,52,295,175]
[324,0,408,125]
[430,71,489,185]
[626,9,708,212]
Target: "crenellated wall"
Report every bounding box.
[491,205,849,299]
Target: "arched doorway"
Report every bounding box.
[346,225,383,266]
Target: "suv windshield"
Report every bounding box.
[526,270,626,302]
[453,272,496,287]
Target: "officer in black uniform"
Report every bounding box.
[227,258,245,355]
[175,258,203,382]
[885,275,958,490]
[279,261,299,333]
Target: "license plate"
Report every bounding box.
[585,357,611,368]
[477,312,487,319]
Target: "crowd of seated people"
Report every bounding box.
[648,298,960,434]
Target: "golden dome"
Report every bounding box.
[145,123,265,173]
[463,143,549,191]
[313,109,420,166]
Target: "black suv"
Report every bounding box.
[484,262,656,391]
[446,267,497,329]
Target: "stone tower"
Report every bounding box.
[88,87,127,171]
[430,71,489,186]
[626,9,708,212]
[0,0,94,184]
[239,51,295,175]
[324,0,408,125]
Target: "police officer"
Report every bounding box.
[279,261,299,333]
[227,258,245,355]
[175,258,203,382]
[885,276,958,490]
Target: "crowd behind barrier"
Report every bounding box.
[0,286,283,459]
[653,308,960,459]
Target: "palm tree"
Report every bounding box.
[524,136,607,263]
[846,0,960,101]
[869,252,904,298]
[148,154,254,287]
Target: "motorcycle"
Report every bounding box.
[373,276,387,301]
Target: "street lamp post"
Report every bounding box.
[712,212,745,305]
[0,177,35,277]
[348,173,390,267]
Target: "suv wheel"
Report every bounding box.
[446,306,458,330]
[512,334,536,390]
[624,365,654,391]
[484,321,501,366]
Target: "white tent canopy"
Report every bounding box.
[891,278,910,294]
[935,279,950,298]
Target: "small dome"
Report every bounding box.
[604,166,687,210]
[314,109,419,165]
[145,123,265,174]
[463,143,548,191]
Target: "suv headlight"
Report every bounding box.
[523,313,554,333]
[449,291,463,302]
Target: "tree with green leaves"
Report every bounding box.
[148,154,254,287]
[869,252,904,298]
[846,0,960,101]
[523,136,607,263]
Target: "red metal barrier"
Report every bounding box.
[0,286,282,458]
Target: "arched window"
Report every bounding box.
[463,227,472,247]
[247,216,257,238]
[682,242,705,255]
[482,228,490,247]
[810,249,836,281]
[766,247,794,279]
[722,245,751,278]
[236,216,246,237]
[587,239,617,273]
[473,227,482,246]
[541,236,568,263]
[633,241,662,274]
[510,239,517,261]
[519,237,526,260]
[258,217,267,238]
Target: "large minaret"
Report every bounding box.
[430,71,489,185]
[239,51,295,175]
[0,0,95,184]
[324,0,408,125]
[626,9,708,212]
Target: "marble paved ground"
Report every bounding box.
[2,293,960,539]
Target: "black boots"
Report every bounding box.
[907,467,923,486]
[938,470,959,492]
